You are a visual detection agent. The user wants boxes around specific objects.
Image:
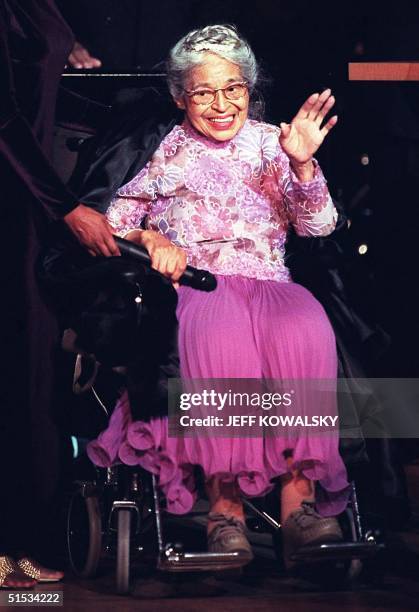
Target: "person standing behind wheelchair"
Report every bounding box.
[87,25,349,568]
[0,0,120,589]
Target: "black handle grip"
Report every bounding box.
[114,236,217,292]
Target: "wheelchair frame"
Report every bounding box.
[67,461,384,595]
[63,241,384,594]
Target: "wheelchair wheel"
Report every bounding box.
[116,509,131,594]
[67,491,102,578]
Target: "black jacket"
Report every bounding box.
[69,88,181,212]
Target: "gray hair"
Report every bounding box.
[166,24,259,100]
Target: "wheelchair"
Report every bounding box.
[67,456,384,594]
[43,237,384,594]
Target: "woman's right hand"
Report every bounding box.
[126,229,187,285]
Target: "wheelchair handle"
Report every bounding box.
[114,236,217,292]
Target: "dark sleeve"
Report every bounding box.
[69,89,180,213]
[0,2,78,219]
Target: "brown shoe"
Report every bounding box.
[207,513,253,562]
[282,502,343,568]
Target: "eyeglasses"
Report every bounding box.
[184,82,248,105]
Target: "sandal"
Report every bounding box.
[17,558,64,583]
[0,556,36,589]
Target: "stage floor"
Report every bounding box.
[27,541,419,612]
[9,463,419,611]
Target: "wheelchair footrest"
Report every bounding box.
[158,547,252,572]
[291,541,385,564]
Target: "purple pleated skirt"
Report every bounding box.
[88,276,349,516]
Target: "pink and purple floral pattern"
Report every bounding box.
[107,119,337,282]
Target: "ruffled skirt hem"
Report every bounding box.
[87,393,350,516]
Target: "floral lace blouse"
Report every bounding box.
[107,119,337,282]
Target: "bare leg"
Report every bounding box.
[206,476,245,534]
[280,455,315,523]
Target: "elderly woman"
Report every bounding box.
[87,24,349,565]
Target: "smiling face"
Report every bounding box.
[175,53,249,142]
